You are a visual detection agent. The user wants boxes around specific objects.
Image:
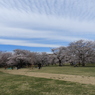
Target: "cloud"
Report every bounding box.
[0,25,87,42]
[1,8,95,33]
[0,38,60,47]
[0,0,95,48]
[0,0,95,20]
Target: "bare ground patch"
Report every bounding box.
[0,69,95,85]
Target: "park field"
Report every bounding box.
[30,66,95,77]
[0,66,95,95]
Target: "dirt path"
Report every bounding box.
[1,69,95,85]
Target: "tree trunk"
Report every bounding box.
[82,63,85,66]
[82,59,85,66]
[78,62,81,66]
[59,60,62,66]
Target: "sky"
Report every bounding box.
[0,0,95,53]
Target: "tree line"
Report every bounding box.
[0,40,95,69]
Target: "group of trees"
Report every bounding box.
[0,49,53,69]
[0,40,95,69]
[52,40,95,66]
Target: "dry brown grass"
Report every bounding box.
[0,68,95,85]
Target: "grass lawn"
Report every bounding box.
[29,66,95,77]
[0,71,95,95]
